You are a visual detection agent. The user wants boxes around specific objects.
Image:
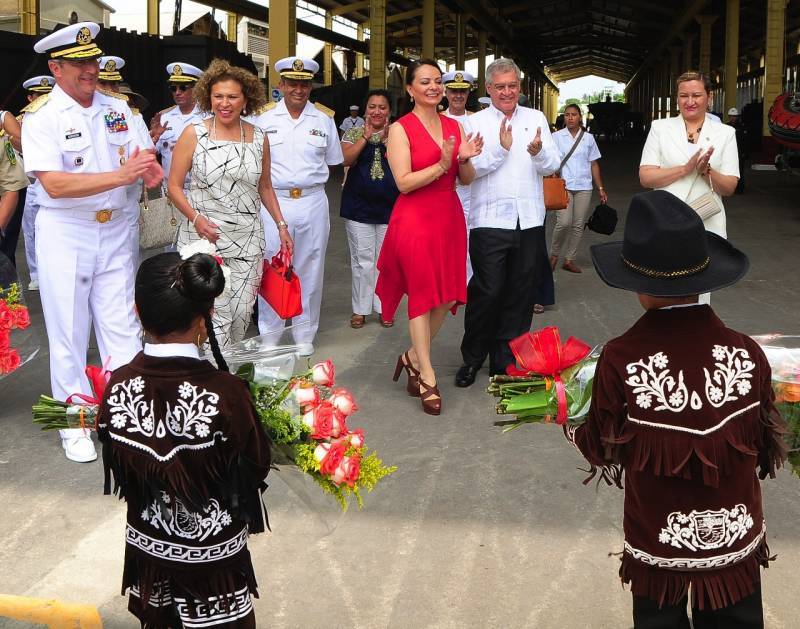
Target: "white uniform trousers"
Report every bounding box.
[124,183,142,275]
[22,182,40,283]
[214,256,262,349]
[344,219,387,316]
[257,189,330,345]
[36,208,142,400]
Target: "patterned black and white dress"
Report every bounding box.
[177,122,267,348]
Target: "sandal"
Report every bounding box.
[379,318,395,328]
[350,314,366,329]
[418,377,442,416]
[392,351,421,397]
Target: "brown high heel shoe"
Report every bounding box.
[418,377,442,416]
[392,352,421,397]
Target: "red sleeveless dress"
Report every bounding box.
[376,113,467,321]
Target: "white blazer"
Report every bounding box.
[640,116,739,238]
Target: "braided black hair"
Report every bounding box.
[135,252,229,371]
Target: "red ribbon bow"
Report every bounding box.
[66,357,111,406]
[506,327,591,425]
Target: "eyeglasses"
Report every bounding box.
[169,84,190,92]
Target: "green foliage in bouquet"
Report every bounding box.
[488,358,597,431]
[0,282,21,305]
[32,395,98,430]
[294,444,396,511]
[774,398,800,476]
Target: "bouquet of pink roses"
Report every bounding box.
[238,358,396,511]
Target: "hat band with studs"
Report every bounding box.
[621,255,710,278]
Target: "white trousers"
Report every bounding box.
[344,219,387,316]
[257,191,330,345]
[124,183,142,275]
[550,189,593,260]
[22,183,40,282]
[36,208,142,400]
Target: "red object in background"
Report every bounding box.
[507,327,592,424]
[260,252,303,319]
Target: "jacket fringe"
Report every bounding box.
[102,437,269,533]
[123,549,259,627]
[604,404,789,488]
[620,536,773,611]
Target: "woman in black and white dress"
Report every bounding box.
[169,59,292,348]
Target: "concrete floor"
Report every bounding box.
[1,140,799,629]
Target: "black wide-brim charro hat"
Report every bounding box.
[590,190,749,297]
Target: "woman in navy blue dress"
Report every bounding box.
[340,89,399,329]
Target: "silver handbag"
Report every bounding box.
[138,188,179,250]
[687,173,722,222]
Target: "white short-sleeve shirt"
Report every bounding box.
[156,103,204,183]
[553,128,601,191]
[250,100,343,189]
[21,84,151,212]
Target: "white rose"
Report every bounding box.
[313,443,330,462]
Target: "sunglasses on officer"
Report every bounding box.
[169,84,190,92]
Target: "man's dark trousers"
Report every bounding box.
[460,224,542,374]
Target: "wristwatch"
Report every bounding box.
[276,220,289,229]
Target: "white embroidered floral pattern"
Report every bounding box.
[659,504,754,552]
[106,378,220,441]
[141,492,233,541]
[625,346,756,414]
[703,345,755,408]
[625,352,689,412]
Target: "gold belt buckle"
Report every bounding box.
[289,187,302,199]
[96,209,112,223]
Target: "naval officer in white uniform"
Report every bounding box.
[21,22,162,462]
[250,57,343,354]
[149,62,204,193]
[97,55,155,270]
[442,70,475,280]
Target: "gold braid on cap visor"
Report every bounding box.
[49,44,103,59]
[621,255,710,278]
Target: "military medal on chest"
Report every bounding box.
[118,146,126,165]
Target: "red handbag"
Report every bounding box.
[259,251,302,319]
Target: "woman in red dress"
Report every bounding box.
[376,60,483,415]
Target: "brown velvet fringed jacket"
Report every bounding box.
[97,352,271,622]
[566,305,788,610]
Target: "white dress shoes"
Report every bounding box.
[59,428,98,463]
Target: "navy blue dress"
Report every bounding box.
[340,127,399,225]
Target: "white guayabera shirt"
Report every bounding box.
[466,104,561,230]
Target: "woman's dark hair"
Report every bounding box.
[563,103,582,115]
[363,88,392,114]
[135,252,228,371]
[402,59,442,113]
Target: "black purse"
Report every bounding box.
[585,203,618,235]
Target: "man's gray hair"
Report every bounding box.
[486,58,521,85]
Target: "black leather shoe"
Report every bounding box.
[455,364,480,388]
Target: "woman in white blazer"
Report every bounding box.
[639,71,739,238]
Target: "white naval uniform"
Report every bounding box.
[155,103,204,191]
[21,84,150,400]
[22,178,40,282]
[250,100,343,345]
[443,109,473,281]
[339,115,364,135]
[124,109,155,272]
